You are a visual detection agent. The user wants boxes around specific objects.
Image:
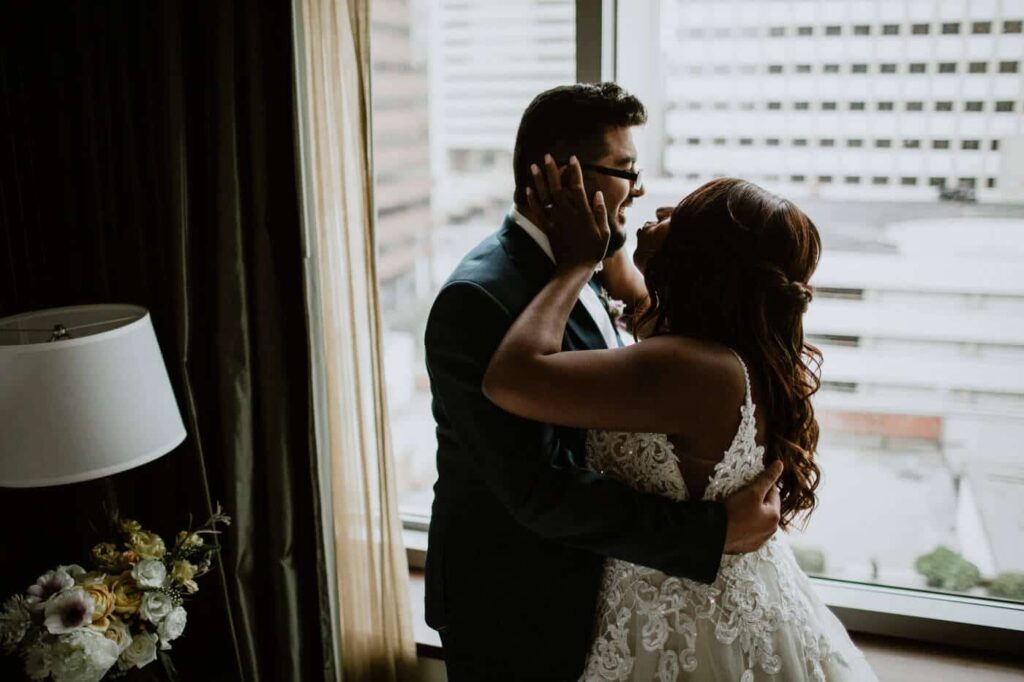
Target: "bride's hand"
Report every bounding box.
[527,154,609,270]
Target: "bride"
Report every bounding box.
[482,158,878,681]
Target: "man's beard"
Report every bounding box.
[604,225,627,258]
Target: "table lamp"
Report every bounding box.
[0,304,186,488]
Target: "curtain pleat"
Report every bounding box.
[293,0,418,679]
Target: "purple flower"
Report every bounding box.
[43,587,96,634]
[26,569,77,609]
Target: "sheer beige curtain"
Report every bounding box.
[292,0,417,679]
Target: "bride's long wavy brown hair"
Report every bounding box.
[637,178,822,528]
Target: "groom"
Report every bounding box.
[424,83,782,681]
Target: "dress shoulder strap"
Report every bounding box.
[727,348,753,409]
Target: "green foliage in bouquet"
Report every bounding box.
[913,546,981,592]
[0,504,230,682]
[987,571,1024,601]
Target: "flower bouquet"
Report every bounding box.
[0,505,230,682]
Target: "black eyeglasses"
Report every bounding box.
[558,161,644,192]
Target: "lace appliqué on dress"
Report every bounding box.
[581,353,846,682]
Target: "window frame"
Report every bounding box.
[396,0,1024,654]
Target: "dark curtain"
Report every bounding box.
[0,2,333,680]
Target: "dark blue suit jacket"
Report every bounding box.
[424,217,727,679]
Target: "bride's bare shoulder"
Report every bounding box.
[635,335,749,431]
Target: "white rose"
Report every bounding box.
[102,617,132,653]
[118,631,158,671]
[49,629,119,682]
[131,559,168,589]
[157,606,187,650]
[139,591,174,624]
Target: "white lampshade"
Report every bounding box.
[0,304,186,487]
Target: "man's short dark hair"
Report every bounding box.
[513,82,647,205]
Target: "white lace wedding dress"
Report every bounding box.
[580,354,877,682]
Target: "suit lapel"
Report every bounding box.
[498,216,609,351]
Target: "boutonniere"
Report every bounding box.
[598,286,628,330]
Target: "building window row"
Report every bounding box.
[678,19,1023,39]
[681,60,1021,76]
[679,173,998,190]
[678,99,1019,113]
[677,137,1002,151]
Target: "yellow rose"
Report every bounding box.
[129,532,166,559]
[108,572,143,616]
[91,543,124,572]
[182,579,199,594]
[170,560,196,586]
[83,583,116,629]
[117,518,142,536]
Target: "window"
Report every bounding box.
[796,64,812,73]
[882,24,900,35]
[992,140,1001,151]
[797,26,813,36]
[686,137,701,145]
[941,22,961,34]
[962,140,981,150]
[969,62,988,73]
[853,24,871,35]
[382,0,1024,629]
[880,63,897,73]
[794,101,810,110]
[819,138,835,147]
[1000,61,1020,73]
[872,176,890,185]
[851,63,869,73]
[792,138,808,146]
[959,177,977,189]
[933,139,951,149]
[769,26,785,37]
[875,139,892,148]
[739,137,753,146]
[935,101,954,112]
[768,64,783,74]
[372,0,578,520]
[877,101,894,111]
[965,101,984,112]
[938,62,957,73]
[712,137,726,146]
